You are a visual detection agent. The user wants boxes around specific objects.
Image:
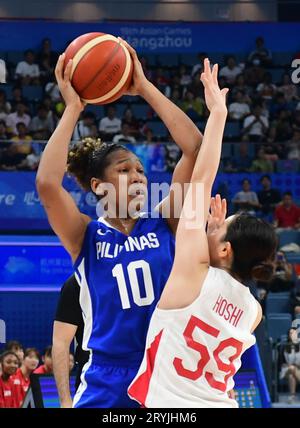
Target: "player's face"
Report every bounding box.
[208,215,236,267]
[100,151,148,218]
[24,353,39,371]
[2,355,19,376]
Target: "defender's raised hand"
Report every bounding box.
[200,58,228,112]
[207,194,227,236]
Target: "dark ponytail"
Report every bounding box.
[224,214,277,283]
[251,262,274,282]
[67,138,129,191]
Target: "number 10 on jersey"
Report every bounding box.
[112,260,155,309]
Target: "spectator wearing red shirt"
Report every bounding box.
[0,351,19,408]
[274,192,300,229]
[12,348,39,407]
[34,346,53,375]
[4,340,24,368]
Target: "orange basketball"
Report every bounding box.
[64,32,133,105]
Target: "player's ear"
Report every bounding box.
[219,241,232,260]
[91,177,104,195]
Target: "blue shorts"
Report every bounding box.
[73,355,140,408]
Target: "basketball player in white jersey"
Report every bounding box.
[128,58,277,408]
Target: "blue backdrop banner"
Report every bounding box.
[0,21,299,53]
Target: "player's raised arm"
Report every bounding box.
[159,59,228,308]
[119,38,202,233]
[36,54,91,260]
[175,59,228,259]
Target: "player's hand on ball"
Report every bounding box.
[200,58,228,113]
[207,194,227,236]
[118,37,148,96]
[55,53,85,111]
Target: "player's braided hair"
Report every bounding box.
[67,137,130,192]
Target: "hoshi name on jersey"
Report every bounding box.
[96,232,160,259]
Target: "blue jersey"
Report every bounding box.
[74,214,175,363]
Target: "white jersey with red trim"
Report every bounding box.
[128,266,258,408]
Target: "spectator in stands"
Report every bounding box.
[274,192,300,229]
[98,105,121,141]
[270,93,294,119]
[45,76,61,103]
[187,71,204,100]
[0,351,19,408]
[166,74,184,99]
[232,73,253,99]
[223,142,253,173]
[257,72,277,101]
[278,73,299,103]
[15,49,40,85]
[280,328,300,404]
[54,101,65,124]
[191,52,207,77]
[268,251,294,292]
[264,143,284,161]
[143,128,156,144]
[9,86,27,111]
[287,128,300,160]
[244,58,265,88]
[1,123,33,170]
[0,120,8,140]
[29,104,55,140]
[17,148,40,171]
[248,36,272,67]
[113,123,136,144]
[219,56,243,85]
[250,147,274,173]
[122,107,140,137]
[6,101,31,135]
[10,122,32,144]
[258,175,281,221]
[178,64,191,87]
[232,178,260,215]
[5,341,24,367]
[34,346,53,374]
[41,95,56,125]
[12,348,39,408]
[165,142,180,173]
[293,110,300,132]
[38,38,58,83]
[242,104,269,142]
[180,90,204,121]
[72,111,98,141]
[154,67,170,93]
[170,88,181,107]
[228,90,251,120]
[0,90,11,118]
[268,110,293,146]
[290,289,300,318]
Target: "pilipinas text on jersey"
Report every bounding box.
[74,214,175,363]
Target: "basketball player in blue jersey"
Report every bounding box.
[36,41,203,408]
